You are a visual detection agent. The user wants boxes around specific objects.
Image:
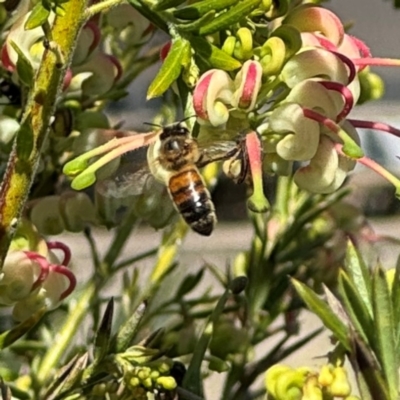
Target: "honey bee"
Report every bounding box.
[97,122,245,236]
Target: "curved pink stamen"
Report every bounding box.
[303,108,340,135]
[46,241,71,265]
[331,51,356,84]
[85,21,101,53]
[348,119,400,139]
[106,54,123,82]
[24,252,50,290]
[50,265,77,300]
[318,81,354,121]
[350,36,371,58]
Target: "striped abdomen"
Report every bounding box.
[168,167,216,236]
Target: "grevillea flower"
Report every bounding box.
[193,60,262,127]
[1,10,55,73]
[0,220,76,321]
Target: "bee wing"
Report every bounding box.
[95,147,155,198]
[197,140,240,168]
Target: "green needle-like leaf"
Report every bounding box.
[372,266,398,399]
[344,240,373,317]
[94,298,114,361]
[0,308,46,349]
[113,302,146,353]
[25,2,50,30]
[16,116,34,161]
[190,36,241,71]
[176,268,205,298]
[182,278,242,396]
[147,38,190,99]
[198,0,261,35]
[10,41,35,88]
[173,0,237,20]
[292,278,350,350]
[338,270,374,345]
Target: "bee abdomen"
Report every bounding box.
[168,169,216,236]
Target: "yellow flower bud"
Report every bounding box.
[274,369,308,400]
[265,365,292,396]
[302,376,322,400]
[234,27,253,60]
[156,376,177,390]
[222,36,237,56]
[318,364,334,387]
[329,367,351,397]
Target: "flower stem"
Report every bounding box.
[0,0,89,270]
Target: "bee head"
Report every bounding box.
[160,122,190,140]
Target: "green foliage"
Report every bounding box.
[294,242,400,400]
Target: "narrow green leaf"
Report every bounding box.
[198,0,261,36]
[291,279,350,350]
[337,270,374,345]
[372,266,398,399]
[10,41,35,88]
[147,38,190,99]
[0,308,46,349]
[176,268,204,298]
[94,298,114,361]
[344,240,373,317]
[43,353,88,400]
[113,302,146,352]
[173,0,237,20]
[152,0,186,11]
[350,331,391,400]
[16,116,34,161]
[395,0,400,8]
[190,36,241,71]
[182,286,231,396]
[24,2,50,30]
[176,10,216,33]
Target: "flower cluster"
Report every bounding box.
[192,4,400,196]
[265,364,358,400]
[0,220,76,321]
[113,346,178,399]
[1,6,122,99]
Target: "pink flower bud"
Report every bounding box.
[232,60,263,111]
[193,69,234,127]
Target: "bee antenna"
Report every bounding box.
[180,115,197,124]
[143,121,162,129]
